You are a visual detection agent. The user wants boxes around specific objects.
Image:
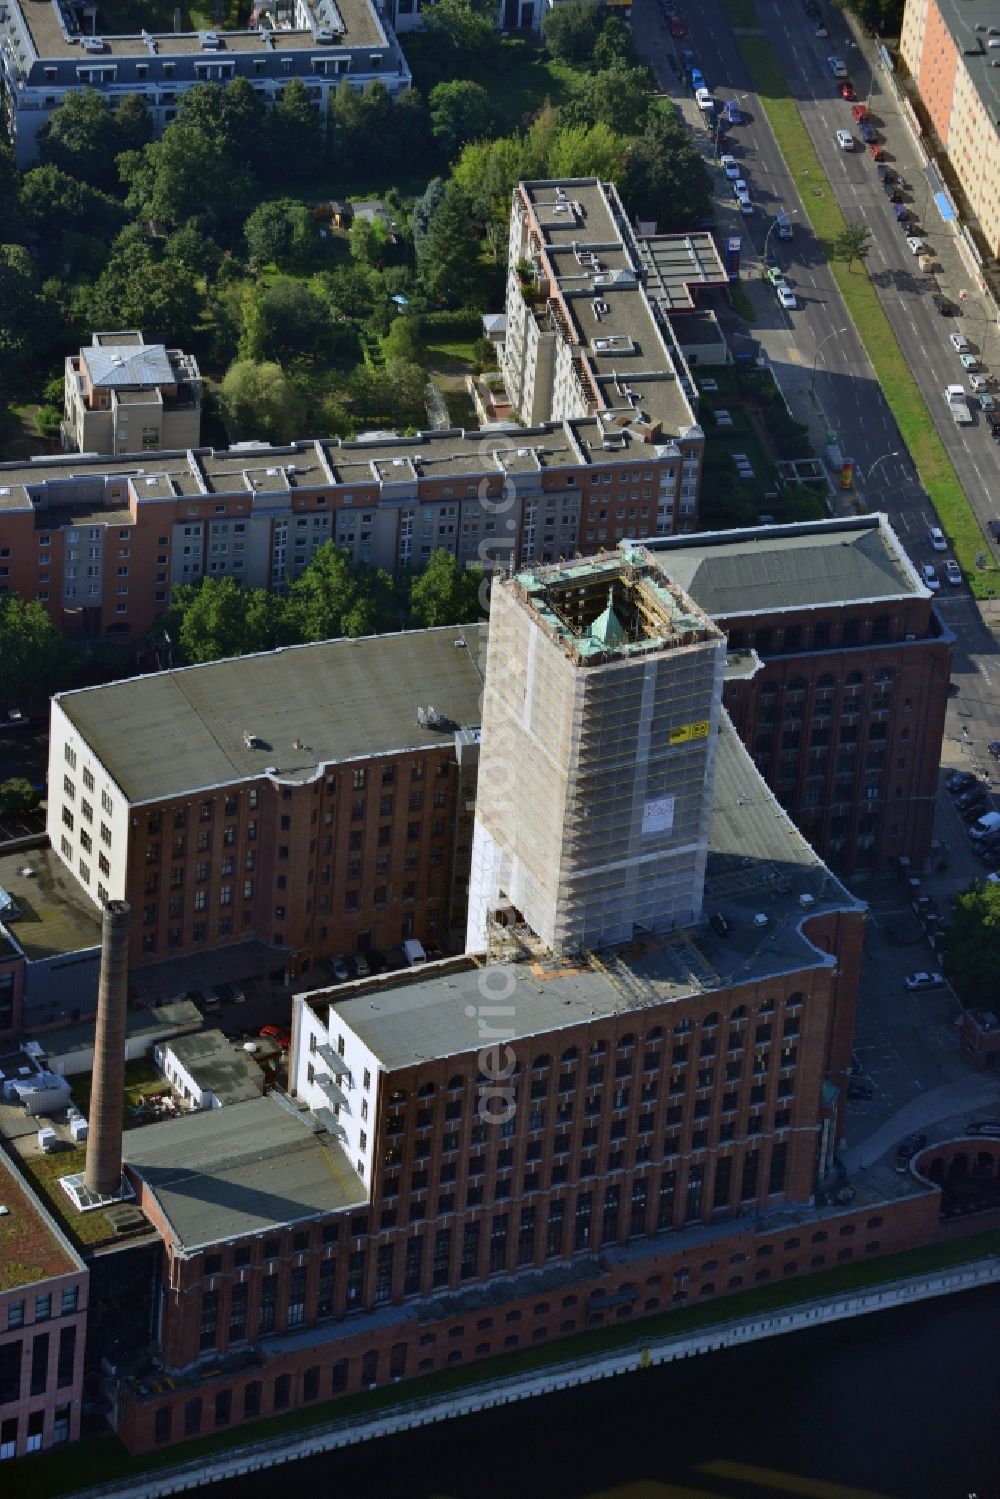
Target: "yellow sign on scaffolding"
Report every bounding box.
[668,719,709,745]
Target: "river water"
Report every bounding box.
[207,1286,1000,1499]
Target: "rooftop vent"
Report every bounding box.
[417,705,446,728]
[799,893,816,909]
[243,729,263,749]
[82,34,106,50]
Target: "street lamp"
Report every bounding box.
[762,208,798,270]
[810,326,849,395]
[855,449,899,513]
[713,94,749,155]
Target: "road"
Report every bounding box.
[632,0,1000,801]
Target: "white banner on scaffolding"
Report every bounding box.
[642,796,675,836]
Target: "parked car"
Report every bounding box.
[961,797,992,823]
[944,559,962,586]
[903,971,943,991]
[353,953,371,978]
[960,352,980,372]
[990,519,1000,538]
[987,412,1000,437]
[719,153,740,179]
[231,983,247,1004]
[870,143,886,160]
[765,264,785,285]
[885,186,903,203]
[947,769,978,793]
[920,563,940,591]
[928,525,947,551]
[956,783,990,810]
[710,911,731,937]
[838,80,856,100]
[690,67,706,91]
[969,810,1000,840]
[965,1120,1000,1137]
[860,123,876,144]
[988,740,1000,760]
[950,330,970,352]
[1,709,30,731]
[776,283,797,310]
[931,293,955,315]
[980,392,995,410]
[895,1133,928,1171]
[260,1025,291,1049]
[835,129,854,150]
[330,954,350,981]
[724,98,742,124]
[876,161,893,181]
[905,235,926,255]
[851,103,869,122]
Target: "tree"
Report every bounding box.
[114,93,155,156]
[78,230,200,338]
[285,542,398,640]
[591,14,636,71]
[429,79,493,160]
[38,88,122,190]
[623,111,712,232]
[0,245,63,395]
[165,221,223,277]
[327,80,366,173]
[416,180,480,306]
[119,120,254,229]
[564,63,653,135]
[239,278,331,363]
[243,200,294,266]
[0,779,40,815]
[453,135,527,259]
[541,0,606,65]
[419,0,499,83]
[18,166,126,265]
[547,122,629,183]
[408,550,484,627]
[267,78,324,179]
[219,359,307,444]
[831,223,873,271]
[942,880,1000,1005]
[411,177,447,262]
[0,596,77,703]
[382,317,424,363]
[164,577,285,665]
[349,214,389,268]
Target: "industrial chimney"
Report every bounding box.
[84,901,131,1198]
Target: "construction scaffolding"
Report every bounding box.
[469,550,727,958]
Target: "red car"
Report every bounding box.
[851,103,869,122]
[869,143,885,160]
[260,1024,291,1049]
[669,12,685,37]
[838,80,856,99]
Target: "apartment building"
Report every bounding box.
[46,626,487,971]
[0,0,410,166]
[0,419,685,642]
[63,332,202,457]
[642,517,953,876]
[104,557,896,1454]
[503,180,705,532]
[0,1148,88,1460]
[900,0,1000,254]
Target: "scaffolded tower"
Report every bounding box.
[467,548,726,956]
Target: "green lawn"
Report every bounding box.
[720,2,999,597]
[19,1148,116,1249]
[11,1228,997,1499]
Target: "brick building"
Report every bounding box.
[96,558,889,1454]
[643,517,953,876]
[46,627,486,973]
[0,1148,88,1461]
[0,418,686,645]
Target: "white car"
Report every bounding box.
[903,971,943,991]
[737,194,754,216]
[827,55,848,77]
[960,352,980,371]
[776,284,797,310]
[949,331,970,352]
[921,563,940,591]
[969,373,988,392]
[928,526,947,551]
[719,153,740,179]
[944,559,962,586]
[905,236,926,255]
[695,87,714,113]
[733,177,749,199]
[835,129,854,151]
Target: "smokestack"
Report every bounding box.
[84,901,131,1198]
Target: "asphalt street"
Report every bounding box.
[632,0,1000,814]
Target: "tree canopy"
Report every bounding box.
[0,596,77,703]
[942,881,1000,1007]
[219,360,307,445]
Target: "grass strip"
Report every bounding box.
[721,4,998,596]
[11,1228,999,1499]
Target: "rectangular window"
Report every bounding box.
[56,1324,76,1388]
[30,1331,49,1396]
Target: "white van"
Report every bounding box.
[403,938,427,966]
